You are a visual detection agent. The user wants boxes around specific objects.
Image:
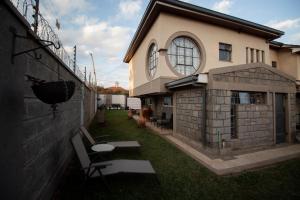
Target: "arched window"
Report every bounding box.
[167,36,201,76]
[147,43,158,79]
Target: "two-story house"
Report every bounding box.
[124,0,300,153]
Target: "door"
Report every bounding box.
[275,94,286,144]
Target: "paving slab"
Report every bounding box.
[165,135,300,175]
[133,115,300,175]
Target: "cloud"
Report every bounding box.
[58,16,133,88]
[118,0,142,20]
[212,0,233,14]
[60,19,132,59]
[50,0,90,16]
[267,18,300,30]
[38,1,133,88]
[290,33,300,44]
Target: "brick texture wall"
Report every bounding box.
[0,2,96,199]
[231,104,273,149]
[206,89,231,148]
[208,65,297,150]
[175,88,204,142]
[213,67,295,87]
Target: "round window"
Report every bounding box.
[147,43,158,79]
[167,36,201,76]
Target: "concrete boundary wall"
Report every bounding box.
[0,2,96,199]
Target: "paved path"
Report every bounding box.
[165,135,300,175]
[133,115,300,175]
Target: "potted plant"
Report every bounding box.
[31,80,75,105]
[128,109,133,119]
[27,75,75,116]
[138,115,146,128]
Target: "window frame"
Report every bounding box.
[219,42,232,62]
[163,96,173,107]
[147,43,158,79]
[167,36,201,76]
[250,48,254,63]
[272,61,277,68]
[230,91,267,139]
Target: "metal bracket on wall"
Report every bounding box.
[10,26,60,64]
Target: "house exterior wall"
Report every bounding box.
[232,104,274,149]
[158,13,270,72]
[270,48,300,81]
[206,64,297,150]
[129,12,276,96]
[206,89,232,148]
[174,88,204,142]
[127,3,300,153]
[129,15,162,96]
[269,48,279,64]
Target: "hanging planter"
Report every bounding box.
[26,75,75,117]
[31,80,75,104]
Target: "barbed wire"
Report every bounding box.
[9,0,90,86]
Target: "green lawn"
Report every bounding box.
[56,110,300,200]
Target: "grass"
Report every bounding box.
[56,110,300,200]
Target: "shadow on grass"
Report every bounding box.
[54,110,300,200]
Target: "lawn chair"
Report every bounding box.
[80,126,141,152]
[71,133,156,183]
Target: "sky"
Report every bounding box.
[38,0,300,89]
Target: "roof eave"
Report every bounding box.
[123,0,284,63]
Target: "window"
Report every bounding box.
[272,61,277,68]
[246,47,249,64]
[256,50,260,62]
[163,96,172,106]
[147,43,158,79]
[231,91,266,138]
[246,47,264,63]
[250,48,254,63]
[167,36,201,76]
[231,91,266,105]
[219,43,232,61]
[145,98,152,106]
[262,51,265,63]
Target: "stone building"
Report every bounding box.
[124,0,300,154]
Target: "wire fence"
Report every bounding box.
[10,0,88,84]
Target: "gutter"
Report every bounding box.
[165,74,198,89]
[166,73,208,89]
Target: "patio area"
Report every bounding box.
[55,110,300,200]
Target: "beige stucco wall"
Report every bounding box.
[297,54,300,80]
[129,15,163,96]
[269,48,279,64]
[270,48,300,80]
[128,12,299,95]
[158,13,270,71]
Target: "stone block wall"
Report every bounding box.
[175,88,204,142]
[206,89,231,148]
[296,94,300,133]
[230,104,274,149]
[0,2,96,199]
[289,93,297,139]
[213,66,295,87]
[84,86,96,127]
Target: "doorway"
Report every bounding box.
[275,93,286,144]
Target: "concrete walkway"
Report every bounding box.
[165,135,300,175]
[133,115,300,175]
